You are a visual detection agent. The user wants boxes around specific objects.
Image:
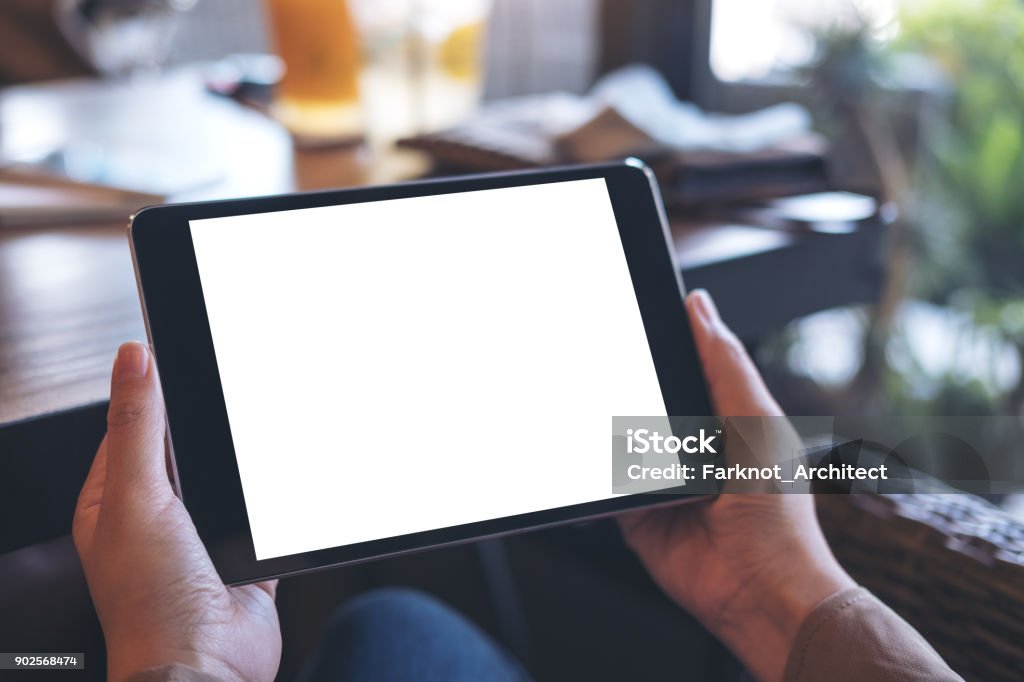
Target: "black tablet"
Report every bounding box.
[130,161,712,585]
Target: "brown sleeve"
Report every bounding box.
[123,664,227,682]
[784,587,962,682]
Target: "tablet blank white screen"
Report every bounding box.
[190,178,666,560]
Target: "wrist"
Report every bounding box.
[115,659,229,675]
[711,549,856,682]
[107,640,240,682]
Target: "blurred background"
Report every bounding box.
[2,1,1024,680]
[3,0,1024,421]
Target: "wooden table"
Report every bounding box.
[0,72,884,550]
[0,216,882,429]
[0,69,428,427]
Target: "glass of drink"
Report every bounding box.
[56,0,197,77]
[264,0,363,143]
[350,0,491,150]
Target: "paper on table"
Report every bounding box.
[0,165,163,228]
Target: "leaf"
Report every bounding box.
[973,113,1022,222]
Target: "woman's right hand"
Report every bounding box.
[619,290,855,682]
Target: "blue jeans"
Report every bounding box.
[300,588,534,682]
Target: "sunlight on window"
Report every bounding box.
[711,0,899,82]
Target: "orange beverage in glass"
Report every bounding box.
[265,0,363,142]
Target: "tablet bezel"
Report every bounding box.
[130,161,712,585]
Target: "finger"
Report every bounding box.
[103,342,172,508]
[685,290,782,417]
[254,579,278,600]
[72,436,109,553]
[617,509,651,538]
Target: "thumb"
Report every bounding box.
[103,342,172,509]
[686,291,802,489]
[685,290,782,418]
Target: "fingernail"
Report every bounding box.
[688,289,721,326]
[113,342,149,382]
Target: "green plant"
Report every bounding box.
[898,0,1024,295]
[773,0,1024,417]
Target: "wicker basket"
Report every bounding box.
[816,492,1024,681]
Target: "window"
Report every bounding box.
[710,0,899,83]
